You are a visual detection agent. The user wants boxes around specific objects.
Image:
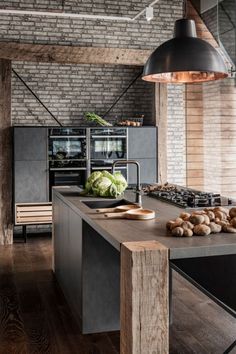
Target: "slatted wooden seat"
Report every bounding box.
[15,202,52,242]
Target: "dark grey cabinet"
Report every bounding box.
[128,127,157,184]
[53,194,82,319]
[128,158,157,185]
[14,161,48,203]
[13,126,158,203]
[14,127,48,203]
[53,190,120,333]
[14,127,47,161]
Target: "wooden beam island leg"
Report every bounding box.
[120,241,169,354]
[0,59,13,245]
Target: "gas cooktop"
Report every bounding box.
[147,185,230,208]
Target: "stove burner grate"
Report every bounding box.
[148,188,223,208]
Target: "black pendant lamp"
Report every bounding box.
[142,4,228,83]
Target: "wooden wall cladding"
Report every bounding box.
[186,79,236,197]
[186,1,236,197]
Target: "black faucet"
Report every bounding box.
[112,160,142,206]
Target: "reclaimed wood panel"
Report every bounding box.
[186,78,236,196]
[120,240,169,354]
[185,4,233,193]
[155,83,167,184]
[0,42,151,66]
[0,59,13,245]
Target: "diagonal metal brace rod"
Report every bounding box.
[102,70,143,119]
[12,68,63,126]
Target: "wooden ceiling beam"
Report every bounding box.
[0,42,151,66]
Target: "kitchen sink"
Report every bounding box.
[82,199,134,209]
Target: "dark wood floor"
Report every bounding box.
[0,235,236,354]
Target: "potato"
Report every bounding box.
[192,210,206,215]
[179,212,191,220]
[193,224,211,236]
[166,220,175,230]
[214,207,229,215]
[222,225,236,233]
[182,221,194,230]
[215,219,229,227]
[183,229,193,237]
[204,208,214,212]
[231,217,236,228]
[169,218,184,230]
[214,210,227,221]
[172,227,184,237]
[205,210,215,221]
[229,207,236,219]
[209,222,222,234]
[189,215,205,225]
[203,215,210,225]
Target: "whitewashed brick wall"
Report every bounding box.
[167,84,186,185]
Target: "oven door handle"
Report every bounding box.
[50,168,87,171]
[91,166,127,170]
[49,135,86,138]
[91,135,126,139]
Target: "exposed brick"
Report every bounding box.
[0,0,185,184]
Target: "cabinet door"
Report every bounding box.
[128,158,157,185]
[128,127,157,159]
[14,127,47,161]
[14,161,48,203]
[57,199,69,296]
[53,196,69,294]
[67,208,83,319]
[53,196,83,322]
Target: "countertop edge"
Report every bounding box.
[53,188,122,251]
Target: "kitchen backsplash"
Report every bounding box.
[11,62,155,126]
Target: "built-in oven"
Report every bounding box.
[48,128,87,199]
[89,128,128,179]
[90,128,127,160]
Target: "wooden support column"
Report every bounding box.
[120,240,169,354]
[0,59,13,245]
[155,83,168,184]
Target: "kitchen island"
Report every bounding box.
[52,186,236,354]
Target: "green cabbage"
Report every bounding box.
[113,171,128,194]
[101,170,116,183]
[92,176,112,196]
[85,171,102,193]
[109,183,118,198]
[84,170,127,198]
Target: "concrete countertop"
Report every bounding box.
[53,186,236,259]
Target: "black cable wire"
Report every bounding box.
[12,69,63,127]
[102,70,142,119]
[223,339,236,354]
[62,0,65,12]
[183,0,187,18]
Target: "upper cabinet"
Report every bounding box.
[14,127,47,161]
[128,127,157,159]
[128,127,157,184]
[13,127,48,203]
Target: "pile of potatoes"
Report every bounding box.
[166,206,236,237]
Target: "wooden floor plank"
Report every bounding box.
[0,234,236,353]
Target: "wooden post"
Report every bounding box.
[0,59,13,245]
[120,240,169,354]
[155,83,168,184]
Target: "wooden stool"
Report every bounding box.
[15,202,52,242]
